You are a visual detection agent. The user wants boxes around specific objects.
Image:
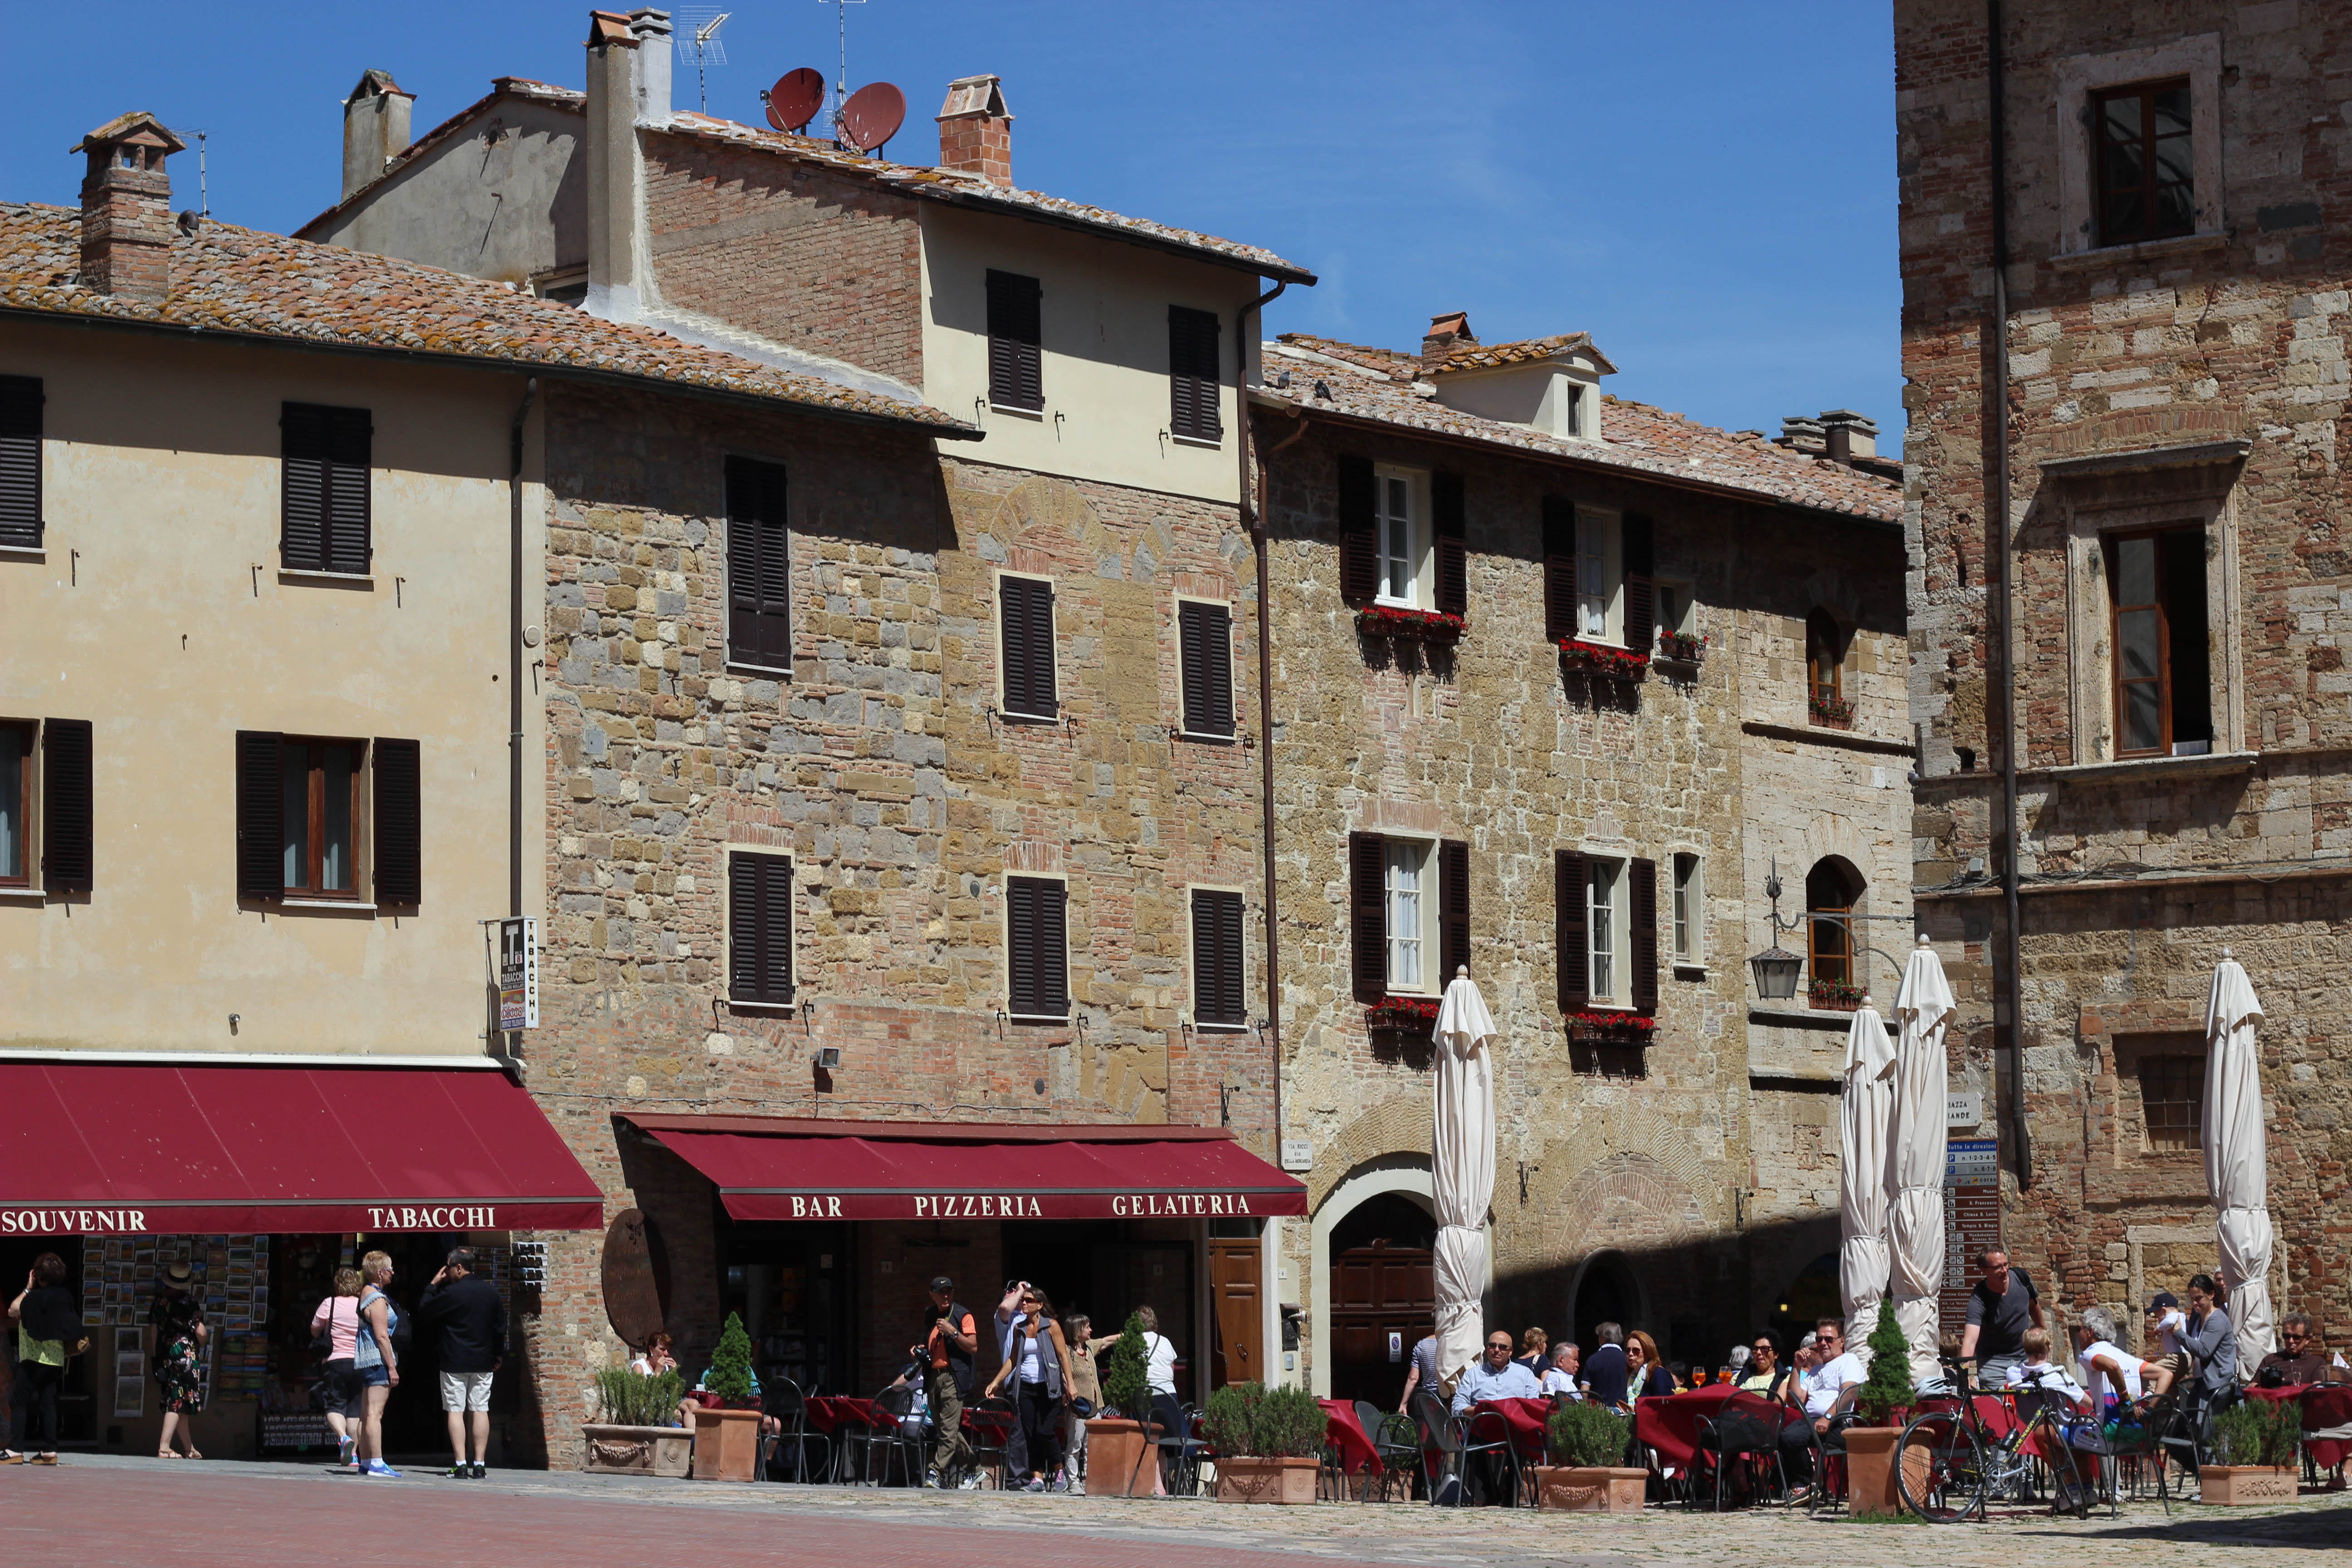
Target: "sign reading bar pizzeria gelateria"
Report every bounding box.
[718,1189,1290,1222]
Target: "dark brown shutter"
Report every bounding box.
[1439,838,1470,983]
[0,375,42,549]
[371,738,421,906]
[1630,856,1659,1016]
[325,407,372,575]
[1001,577,1056,719]
[1556,850,1588,1012]
[727,852,794,1003]
[1338,455,1377,604]
[1542,497,1577,644]
[1179,600,1233,737]
[1433,471,1467,618]
[987,270,1044,412]
[725,456,792,670]
[1039,878,1069,1015]
[1007,876,1038,1014]
[1169,306,1223,441]
[1192,888,1246,1026]
[236,730,285,901]
[1350,832,1387,1001]
[760,857,794,1001]
[1007,875,1068,1016]
[280,405,328,572]
[39,718,91,893]
[1623,512,1656,657]
[728,852,760,1000]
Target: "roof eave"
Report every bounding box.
[917,185,1317,287]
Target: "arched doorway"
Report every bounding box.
[1765,1251,1843,1345]
[1570,1250,1643,1357]
[1325,1192,1436,1406]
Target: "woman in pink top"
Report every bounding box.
[309,1268,365,1469]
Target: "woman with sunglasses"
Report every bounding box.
[985,1285,1075,1491]
[1735,1330,1794,1402]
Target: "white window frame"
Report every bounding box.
[0,717,39,897]
[723,844,797,1013]
[1576,505,1622,645]
[1586,855,1627,1005]
[1671,852,1703,967]
[1384,837,1440,995]
[1373,464,1431,610]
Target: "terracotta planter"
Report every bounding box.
[581,1422,693,1478]
[1534,1464,1648,1512]
[1841,1426,1912,1518]
[1083,1418,1161,1497]
[690,1406,764,1483]
[2200,1465,2299,1505]
[1215,1454,1318,1504]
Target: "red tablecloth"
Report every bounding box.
[1472,1397,1552,1466]
[1635,1386,1741,1470]
[2251,1383,2352,1468]
[803,1396,877,1436]
[1319,1399,1382,1475]
[1907,1392,2022,1442]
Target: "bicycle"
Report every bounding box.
[1894,1358,2092,1522]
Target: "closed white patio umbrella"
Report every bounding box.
[1888,936,1955,1382]
[1839,998,1896,1351]
[1431,965,1497,1389]
[2204,947,2275,1374]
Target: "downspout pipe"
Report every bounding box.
[1986,0,2031,1188]
[1235,279,1285,1145]
[510,376,538,926]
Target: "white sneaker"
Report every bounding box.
[959,1472,985,1490]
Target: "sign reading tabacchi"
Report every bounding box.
[498,916,539,1032]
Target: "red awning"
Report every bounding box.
[0,1059,606,1235]
[623,1115,1307,1221]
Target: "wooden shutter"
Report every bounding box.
[1556,850,1588,1012]
[986,270,1044,412]
[39,718,91,893]
[728,852,793,1004]
[760,857,794,1001]
[1338,455,1377,604]
[372,737,421,906]
[1433,471,1467,618]
[0,375,41,549]
[1169,306,1223,441]
[1439,838,1470,983]
[1623,511,1656,657]
[1007,876,1039,1014]
[1630,856,1659,1016]
[1350,832,1387,1001]
[281,405,328,571]
[1007,875,1068,1016]
[1001,576,1057,719]
[1542,497,1577,644]
[725,456,792,670]
[1179,600,1234,737]
[324,407,372,575]
[235,730,285,901]
[1192,888,1245,1026]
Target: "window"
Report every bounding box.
[1574,507,1622,642]
[1806,858,1861,994]
[1375,466,1426,607]
[2107,527,2211,758]
[1806,610,1846,710]
[34,720,92,893]
[280,402,372,575]
[2095,80,2193,248]
[1350,833,1468,1000]
[1587,859,1619,1000]
[728,851,794,1005]
[998,573,1058,720]
[1168,306,1222,443]
[1655,581,1695,639]
[1671,853,1702,965]
[1005,875,1069,1018]
[986,269,1044,412]
[1177,599,1234,738]
[235,732,418,905]
[279,739,361,897]
[1191,887,1246,1028]
[2138,1054,2202,1152]
[725,456,792,671]
[1556,850,1659,1014]
[1387,840,1430,992]
[0,374,41,549]
[0,722,30,884]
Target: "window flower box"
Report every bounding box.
[1808,979,1863,1012]
[1655,630,1708,665]
[1808,694,1854,727]
[1365,995,1441,1034]
[1565,1009,1656,1044]
[1357,605,1464,643]
[1558,638,1648,681]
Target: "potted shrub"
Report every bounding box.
[1842,1299,1917,1518]
[581,1363,691,1477]
[689,1312,765,1483]
[1085,1312,1159,1497]
[1204,1382,1327,1504]
[1536,1401,1643,1512]
[2200,1396,2302,1504]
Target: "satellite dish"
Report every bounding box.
[765,67,825,133]
[841,81,906,154]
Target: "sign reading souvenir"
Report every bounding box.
[499,916,539,1031]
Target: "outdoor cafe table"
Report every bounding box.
[1318,1398,1382,1475]
[1636,1385,1740,1471]
[2250,1383,2352,1468]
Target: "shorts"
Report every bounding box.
[318,1359,363,1418]
[361,1362,392,1388]
[440,1369,495,1413]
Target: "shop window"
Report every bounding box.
[2107,527,2211,757]
[2139,1054,2203,1152]
[1006,874,1069,1019]
[2095,79,2194,248]
[1191,887,1246,1028]
[728,851,794,1005]
[280,402,372,575]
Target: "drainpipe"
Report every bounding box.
[510,376,538,931]
[1986,0,2031,1188]
[1235,279,1285,1144]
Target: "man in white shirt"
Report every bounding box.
[2073,1305,2164,1412]
[1451,1329,1543,1414]
[1793,1318,1864,1436]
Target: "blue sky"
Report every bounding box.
[1,1,1899,447]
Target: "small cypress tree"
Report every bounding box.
[1853,1298,1916,1425]
[1100,1311,1149,1418]
[705,1310,757,1406]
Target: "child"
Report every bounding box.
[2004,1327,2086,1407]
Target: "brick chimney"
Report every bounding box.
[936,76,1012,186]
[72,112,185,303]
[1420,311,1474,375]
[341,70,416,201]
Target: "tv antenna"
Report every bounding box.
[819,0,867,140]
[184,128,211,217]
[675,9,731,112]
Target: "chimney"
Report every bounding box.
[72,112,185,303]
[1819,408,1880,467]
[341,70,416,201]
[583,10,645,319]
[628,8,673,125]
[936,76,1012,186]
[1420,311,1474,375]
[1776,414,1827,454]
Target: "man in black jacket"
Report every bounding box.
[417,1247,508,1479]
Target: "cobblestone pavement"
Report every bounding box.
[4,1455,2347,1568]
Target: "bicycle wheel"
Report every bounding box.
[1896,1410,1988,1522]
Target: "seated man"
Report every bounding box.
[2071,1305,2166,1448]
[1539,1340,1583,1399]
[1791,1318,1863,1450]
[1452,1330,1544,1414]
[2256,1313,2349,1491]
[1578,1322,1630,1408]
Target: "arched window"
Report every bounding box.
[1806,858,1863,997]
[1806,610,1847,709]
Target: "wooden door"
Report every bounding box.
[1327,1240,1434,1406]
[1207,1239,1263,1392]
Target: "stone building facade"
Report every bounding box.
[1898,0,2351,1353]
[1247,326,1906,1398]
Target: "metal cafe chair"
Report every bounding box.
[761,1377,830,1483]
[1413,1389,1464,1504]
[1369,1411,1423,1501]
[1692,1391,1794,1511]
[860,1383,923,1488]
[1450,1409,1520,1509]
[965,1395,1016,1489]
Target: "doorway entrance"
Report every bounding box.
[1324,1193,1435,1407]
[1207,1220,1263,1392]
[1572,1251,1642,1358]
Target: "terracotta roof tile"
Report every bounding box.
[1429,333,1613,375]
[0,203,976,435]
